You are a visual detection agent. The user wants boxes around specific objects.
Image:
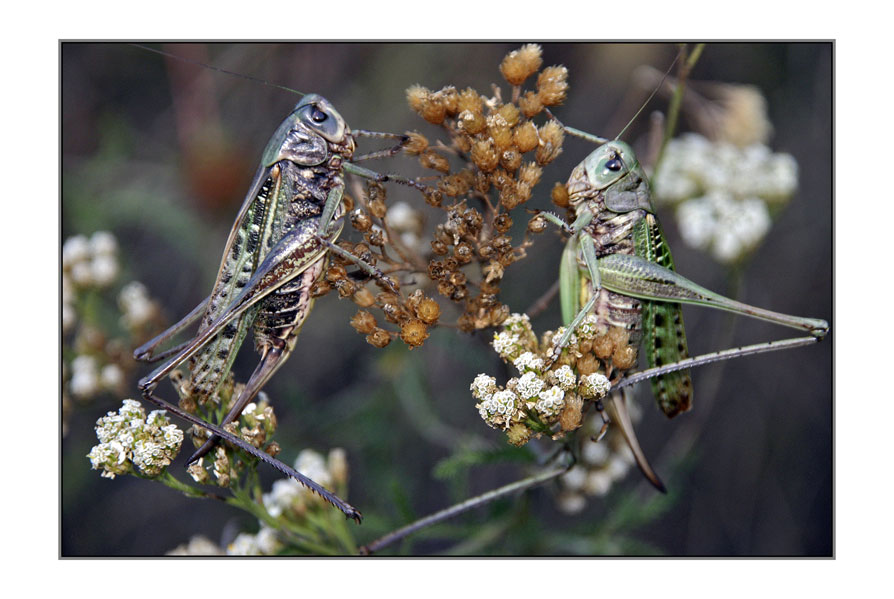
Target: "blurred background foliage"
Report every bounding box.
[61,42,831,556]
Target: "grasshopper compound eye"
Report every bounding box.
[605,157,623,172]
[311,106,328,123]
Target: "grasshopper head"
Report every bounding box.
[262,94,349,167]
[581,141,641,190]
[294,94,348,143]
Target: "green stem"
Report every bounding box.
[156,470,208,498]
[654,43,705,175]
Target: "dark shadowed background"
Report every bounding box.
[61,42,832,556]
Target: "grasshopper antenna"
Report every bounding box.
[130,43,306,97]
[613,45,685,141]
[546,45,685,146]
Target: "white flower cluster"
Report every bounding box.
[227,526,282,556]
[652,133,798,263]
[69,355,125,400]
[534,386,565,418]
[513,351,544,373]
[62,232,121,332]
[579,373,612,399]
[87,399,183,479]
[385,201,425,253]
[166,535,225,556]
[118,281,159,332]
[556,408,640,514]
[491,330,523,361]
[478,390,519,427]
[473,313,618,433]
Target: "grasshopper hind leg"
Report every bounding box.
[187,340,290,465]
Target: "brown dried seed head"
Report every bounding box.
[421,96,447,125]
[350,310,378,335]
[527,214,548,234]
[424,188,443,207]
[488,115,513,152]
[494,213,513,233]
[535,121,564,165]
[310,279,332,298]
[507,422,533,447]
[400,319,429,348]
[497,103,520,127]
[382,301,408,324]
[607,327,630,349]
[500,148,522,172]
[420,149,450,174]
[471,139,499,172]
[474,171,491,194]
[592,334,614,360]
[516,182,533,205]
[326,264,348,283]
[457,88,484,115]
[437,280,455,297]
[514,121,539,153]
[490,168,513,191]
[439,173,472,197]
[448,270,467,286]
[352,243,374,264]
[365,229,385,247]
[499,43,543,86]
[264,442,281,458]
[335,279,357,298]
[518,162,542,187]
[352,287,376,308]
[431,239,448,255]
[536,65,569,106]
[577,353,601,375]
[403,131,429,155]
[366,328,392,348]
[406,289,425,311]
[559,394,584,432]
[342,194,355,211]
[499,183,522,210]
[613,345,638,371]
[518,91,543,118]
[439,86,459,115]
[416,297,441,324]
[369,197,387,219]
[351,210,372,232]
[551,182,570,208]
[454,242,474,264]
[406,84,430,113]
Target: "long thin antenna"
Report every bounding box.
[130,43,305,97]
[613,45,685,141]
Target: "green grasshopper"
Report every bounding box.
[133,73,420,521]
[543,137,829,488]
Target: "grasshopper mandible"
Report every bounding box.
[133,89,418,522]
[542,136,829,488]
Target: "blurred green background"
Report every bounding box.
[61,42,832,556]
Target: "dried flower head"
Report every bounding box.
[500,44,543,86]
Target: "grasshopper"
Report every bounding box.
[132,71,421,521]
[542,136,829,488]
